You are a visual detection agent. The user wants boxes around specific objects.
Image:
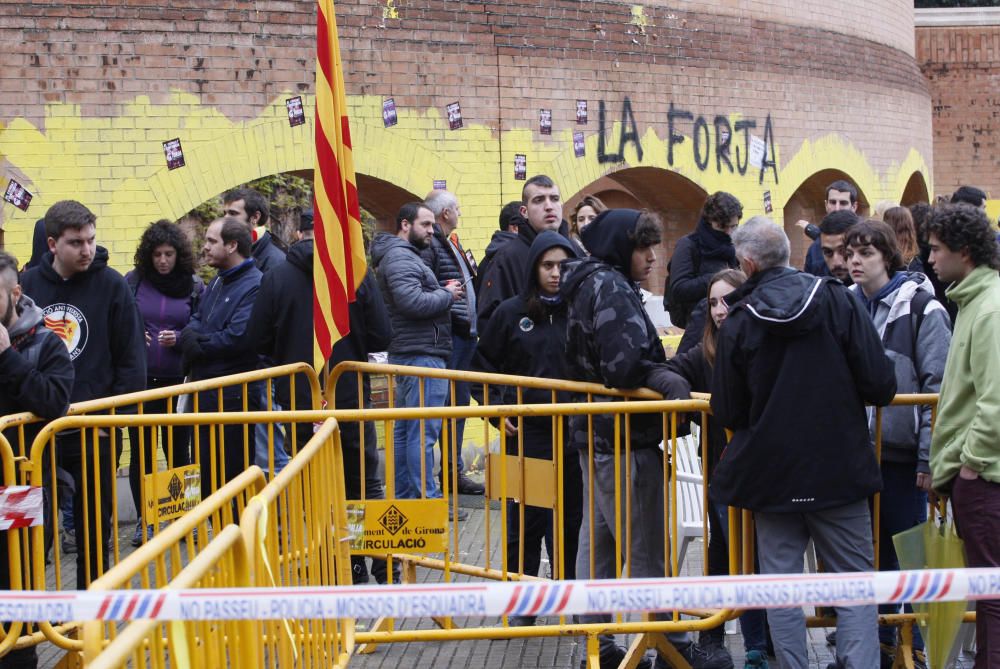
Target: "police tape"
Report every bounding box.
[1,568,997,622]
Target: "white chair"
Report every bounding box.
[664,430,705,574]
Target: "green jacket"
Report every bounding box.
[931,265,1000,490]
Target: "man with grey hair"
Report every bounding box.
[709,216,897,669]
[421,190,484,495]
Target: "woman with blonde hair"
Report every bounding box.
[568,194,606,252]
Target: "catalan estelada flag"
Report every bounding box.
[313,0,366,374]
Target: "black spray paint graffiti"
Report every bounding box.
[597,98,779,184]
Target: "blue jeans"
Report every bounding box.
[876,460,927,650]
[440,334,476,475]
[254,386,290,476]
[389,354,448,499]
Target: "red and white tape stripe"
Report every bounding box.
[0,487,43,531]
[0,567,996,622]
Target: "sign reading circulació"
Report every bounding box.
[346,499,448,555]
[143,464,201,526]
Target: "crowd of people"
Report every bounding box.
[0,177,997,669]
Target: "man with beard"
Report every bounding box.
[371,203,463,503]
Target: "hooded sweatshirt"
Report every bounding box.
[471,231,578,454]
[560,210,667,453]
[930,264,1000,489]
[710,265,896,512]
[476,219,582,334]
[21,247,146,404]
[0,294,74,419]
[849,272,951,472]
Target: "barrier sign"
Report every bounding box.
[143,465,201,526]
[346,499,448,555]
[5,567,1000,622]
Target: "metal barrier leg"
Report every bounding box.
[650,632,692,669]
[585,633,601,669]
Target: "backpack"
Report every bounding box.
[663,238,701,329]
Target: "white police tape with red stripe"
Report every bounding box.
[0,486,43,530]
[0,568,997,623]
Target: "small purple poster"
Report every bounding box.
[382,98,398,128]
[286,96,305,127]
[446,101,463,130]
[576,100,588,125]
[3,179,32,212]
[514,154,526,181]
[539,109,552,135]
[573,132,585,158]
[163,138,185,170]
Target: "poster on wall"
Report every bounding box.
[539,109,552,135]
[446,101,463,130]
[433,179,447,190]
[763,190,773,214]
[382,98,398,128]
[576,100,588,125]
[3,180,32,212]
[573,132,585,158]
[162,138,185,170]
[286,96,305,127]
[514,154,526,180]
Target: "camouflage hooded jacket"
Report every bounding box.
[560,211,667,454]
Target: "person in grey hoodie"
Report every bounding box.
[370,202,463,501]
[845,219,950,669]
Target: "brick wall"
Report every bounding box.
[917,23,1000,198]
[0,0,932,285]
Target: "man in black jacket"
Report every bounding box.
[21,200,146,589]
[476,175,581,333]
[561,209,723,669]
[422,190,484,495]
[246,212,320,454]
[710,216,896,669]
[0,250,73,669]
[473,201,522,295]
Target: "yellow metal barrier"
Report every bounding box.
[81,464,267,665]
[84,525,257,669]
[0,365,319,657]
[239,417,354,669]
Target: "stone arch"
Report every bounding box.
[782,169,871,268]
[568,167,708,294]
[356,174,421,233]
[900,171,930,206]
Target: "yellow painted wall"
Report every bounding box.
[1,92,931,272]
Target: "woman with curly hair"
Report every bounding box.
[125,220,204,546]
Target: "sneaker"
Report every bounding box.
[450,506,468,521]
[743,650,768,669]
[825,630,836,646]
[911,649,927,669]
[879,643,895,669]
[658,642,733,669]
[580,644,652,669]
[456,473,485,495]
[507,615,536,627]
[131,524,154,548]
[698,634,734,669]
[61,529,77,554]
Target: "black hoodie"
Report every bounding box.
[21,247,146,404]
[471,231,578,454]
[249,239,320,410]
[559,210,667,453]
[710,266,897,512]
[476,219,581,334]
